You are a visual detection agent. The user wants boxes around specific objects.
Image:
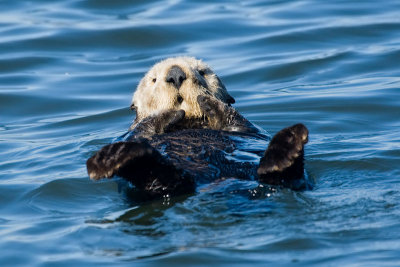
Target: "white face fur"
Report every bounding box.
[131,57,234,122]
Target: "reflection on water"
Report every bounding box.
[1,0,400,266]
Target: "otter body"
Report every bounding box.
[87,57,310,200]
[122,128,269,183]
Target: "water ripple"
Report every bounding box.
[1,0,400,266]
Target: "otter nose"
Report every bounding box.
[166,65,186,89]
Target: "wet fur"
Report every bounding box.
[87,57,309,200]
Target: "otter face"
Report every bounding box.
[131,57,235,122]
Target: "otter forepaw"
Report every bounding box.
[197,95,226,118]
[257,124,309,189]
[197,95,259,133]
[155,109,185,133]
[130,109,185,137]
[197,95,228,129]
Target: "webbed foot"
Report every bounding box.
[257,123,309,189]
[87,140,195,199]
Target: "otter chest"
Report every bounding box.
[138,129,270,184]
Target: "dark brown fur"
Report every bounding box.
[87,96,309,200]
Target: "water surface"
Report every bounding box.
[1,0,400,266]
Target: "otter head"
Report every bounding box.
[131,57,235,123]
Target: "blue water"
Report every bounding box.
[1,0,400,266]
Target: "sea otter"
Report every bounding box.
[86,57,310,200]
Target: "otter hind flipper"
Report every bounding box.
[257,123,309,189]
[86,141,156,180]
[86,140,195,199]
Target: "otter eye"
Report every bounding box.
[198,70,205,76]
[152,78,157,83]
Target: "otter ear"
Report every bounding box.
[216,76,235,105]
[129,103,142,129]
[130,103,139,119]
[227,94,235,105]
